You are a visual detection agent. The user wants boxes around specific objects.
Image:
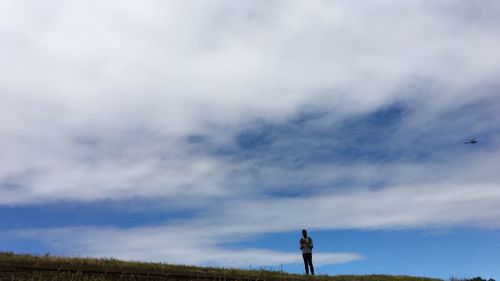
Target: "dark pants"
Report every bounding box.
[302,253,314,275]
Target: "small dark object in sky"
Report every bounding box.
[464,138,477,144]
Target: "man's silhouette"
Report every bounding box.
[299,229,314,275]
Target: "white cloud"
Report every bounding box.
[2,0,499,135]
[14,224,363,267]
[12,173,499,266]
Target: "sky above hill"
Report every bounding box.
[1,0,500,279]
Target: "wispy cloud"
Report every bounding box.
[13,224,364,267]
[12,174,499,266]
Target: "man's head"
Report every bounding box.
[302,229,308,238]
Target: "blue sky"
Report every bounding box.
[1,0,500,280]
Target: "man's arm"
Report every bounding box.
[309,238,313,249]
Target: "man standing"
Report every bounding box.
[299,229,314,275]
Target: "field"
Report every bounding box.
[0,252,443,281]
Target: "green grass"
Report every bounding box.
[0,252,443,281]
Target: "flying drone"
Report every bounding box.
[464,138,477,144]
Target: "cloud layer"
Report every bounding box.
[2,0,500,268]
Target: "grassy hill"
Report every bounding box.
[0,252,443,281]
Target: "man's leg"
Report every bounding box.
[308,254,314,275]
[302,254,309,275]
[304,253,314,275]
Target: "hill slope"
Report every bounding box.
[0,252,443,281]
